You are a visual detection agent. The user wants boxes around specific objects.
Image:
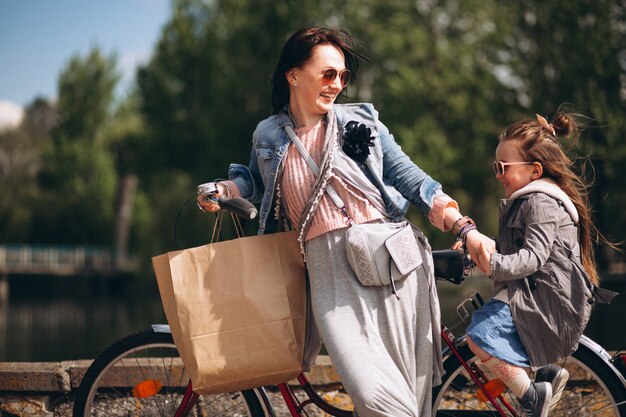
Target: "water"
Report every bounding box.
[0,275,166,361]
[1,274,625,362]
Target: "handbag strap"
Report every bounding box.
[284,124,353,224]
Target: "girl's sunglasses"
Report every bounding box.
[321,68,351,88]
[493,160,534,176]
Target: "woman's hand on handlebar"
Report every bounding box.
[196,182,227,213]
[465,230,495,275]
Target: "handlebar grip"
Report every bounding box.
[432,249,465,284]
[217,197,258,220]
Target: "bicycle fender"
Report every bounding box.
[151,324,171,333]
[580,335,626,387]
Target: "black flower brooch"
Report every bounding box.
[342,121,375,164]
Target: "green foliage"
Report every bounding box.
[504,0,626,263]
[136,0,328,181]
[55,48,119,141]
[133,0,339,255]
[0,98,55,241]
[336,0,520,242]
[35,47,119,244]
[2,0,624,269]
[134,0,518,250]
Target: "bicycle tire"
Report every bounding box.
[432,338,626,416]
[73,329,266,417]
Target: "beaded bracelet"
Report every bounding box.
[452,216,477,246]
[451,216,466,234]
[458,223,477,245]
[452,216,474,236]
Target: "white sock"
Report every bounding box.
[475,358,497,380]
[482,355,531,398]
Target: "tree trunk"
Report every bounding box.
[114,174,138,272]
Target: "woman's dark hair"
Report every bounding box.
[271,27,368,114]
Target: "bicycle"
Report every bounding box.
[73,197,626,417]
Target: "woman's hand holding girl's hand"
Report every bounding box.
[465,230,496,275]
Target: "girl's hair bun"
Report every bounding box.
[551,113,576,138]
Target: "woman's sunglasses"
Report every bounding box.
[493,160,534,176]
[321,68,351,88]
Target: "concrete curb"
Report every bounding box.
[0,356,344,417]
[0,356,340,392]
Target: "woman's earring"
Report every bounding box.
[293,82,297,87]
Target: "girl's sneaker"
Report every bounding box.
[519,381,552,417]
[535,364,569,407]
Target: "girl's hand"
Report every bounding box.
[465,230,495,275]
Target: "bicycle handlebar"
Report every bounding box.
[217,197,258,220]
[432,249,473,285]
[207,196,471,281]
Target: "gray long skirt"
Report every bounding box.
[306,228,433,417]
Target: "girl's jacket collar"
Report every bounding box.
[505,178,579,225]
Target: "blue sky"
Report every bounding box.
[0,0,170,128]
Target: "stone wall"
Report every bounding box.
[0,360,91,417]
[0,357,350,417]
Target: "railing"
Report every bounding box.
[0,245,115,276]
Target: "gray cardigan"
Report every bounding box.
[489,180,594,366]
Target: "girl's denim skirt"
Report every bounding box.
[466,299,531,367]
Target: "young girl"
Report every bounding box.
[466,112,617,417]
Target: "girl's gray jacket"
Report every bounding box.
[489,182,596,367]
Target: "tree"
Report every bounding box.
[135,0,337,251]
[104,94,147,270]
[136,0,330,181]
[506,0,626,266]
[340,0,521,241]
[135,0,626,262]
[136,0,519,251]
[0,98,56,241]
[35,48,120,245]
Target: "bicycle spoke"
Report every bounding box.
[88,402,123,417]
[576,389,614,414]
[204,392,242,408]
[434,339,626,417]
[106,360,152,416]
[74,330,265,417]
[560,399,626,416]
[436,385,513,416]
[150,355,172,416]
[212,400,249,417]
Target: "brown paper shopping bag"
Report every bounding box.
[152,230,306,394]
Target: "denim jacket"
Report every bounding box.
[227,102,443,234]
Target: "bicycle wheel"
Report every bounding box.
[73,329,266,417]
[433,338,626,416]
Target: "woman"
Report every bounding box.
[198,27,495,417]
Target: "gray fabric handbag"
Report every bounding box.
[345,220,422,288]
[284,124,422,298]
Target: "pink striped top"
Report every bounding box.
[221,120,457,234]
[281,120,384,241]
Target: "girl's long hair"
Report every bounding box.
[499,112,613,285]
